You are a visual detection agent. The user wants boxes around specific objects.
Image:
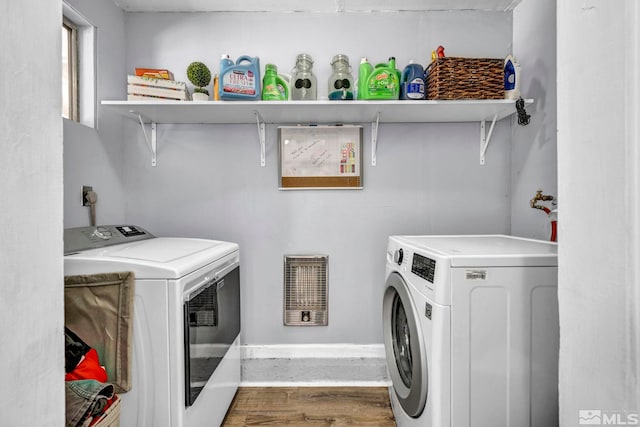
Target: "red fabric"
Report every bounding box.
[65,348,108,383]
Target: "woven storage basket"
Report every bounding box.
[94,395,121,427]
[426,57,504,100]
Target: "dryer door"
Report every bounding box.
[383,271,428,418]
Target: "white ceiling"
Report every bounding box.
[111,0,522,13]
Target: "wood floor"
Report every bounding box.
[221,387,397,426]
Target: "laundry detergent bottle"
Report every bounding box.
[328,54,354,100]
[219,54,261,100]
[357,57,400,100]
[357,57,372,100]
[400,61,426,100]
[389,57,401,88]
[504,54,521,100]
[262,64,289,101]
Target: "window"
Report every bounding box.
[62,3,96,128]
[62,17,78,121]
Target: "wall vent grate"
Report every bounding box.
[283,255,328,326]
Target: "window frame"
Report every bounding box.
[62,2,96,128]
[62,16,79,122]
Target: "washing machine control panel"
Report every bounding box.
[64,225,154,254]
[411,253,436,283]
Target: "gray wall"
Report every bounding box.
[63,0,127,227]
[511,0,557,240]
[121,11,515,344]
[123,10,513,96]
[0,0,64,424]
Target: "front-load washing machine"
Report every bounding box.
[383,235,558,427]
[64,225,241,427]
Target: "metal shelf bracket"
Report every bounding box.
[137,114,157,166]
[371,112,380,166]
[254,111,266,167]
[479,113,498,165]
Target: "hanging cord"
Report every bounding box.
[516,97,530,126]
[84,190,98,226]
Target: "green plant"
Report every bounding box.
[186,61,212,95]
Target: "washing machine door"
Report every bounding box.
[383,271,428,418]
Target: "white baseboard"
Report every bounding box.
[241,343,386,359]
[242,380,392,387]
[240,344,391,387]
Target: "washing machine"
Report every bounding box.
[383,235,558,427]
[64,225,241,427]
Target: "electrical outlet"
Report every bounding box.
[82,185,93,206]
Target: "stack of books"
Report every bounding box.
[135,68,174,80]
[127,68,189,101]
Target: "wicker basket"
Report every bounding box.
[94,395,121,427]
[426,57,504,100]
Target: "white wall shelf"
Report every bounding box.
[102,99,532,166]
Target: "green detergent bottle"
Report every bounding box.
[262,64,289,101]
[389,57,401,89]
[357,56,400,100]
[357,57,372,100]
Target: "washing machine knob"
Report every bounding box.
[394,248,404,265]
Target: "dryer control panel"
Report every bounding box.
[64,225,154,254]
[411,253,436,283]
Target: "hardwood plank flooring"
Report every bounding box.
[221,387,397,426]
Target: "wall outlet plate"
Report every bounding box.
[82,185,93,206]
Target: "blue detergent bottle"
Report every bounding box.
[400,61,426,100]
[219,54,261,100]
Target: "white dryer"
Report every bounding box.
[64,225,241,427]
[383,235,558,427]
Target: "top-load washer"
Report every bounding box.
[64,225,241,427]
[383,235,558,427]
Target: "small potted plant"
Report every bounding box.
[187,61,212,101]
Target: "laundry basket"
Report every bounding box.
[64,271,135,393]
[94,395,121,427]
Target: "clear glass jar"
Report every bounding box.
[328,54,354,100]
[291,53,317,101]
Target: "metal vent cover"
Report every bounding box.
[284,255,328,326]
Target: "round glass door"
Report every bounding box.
[383,272,428,418]
[392,293,413,388]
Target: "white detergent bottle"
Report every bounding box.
[504,54,521,99]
